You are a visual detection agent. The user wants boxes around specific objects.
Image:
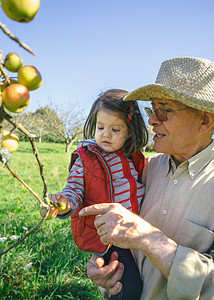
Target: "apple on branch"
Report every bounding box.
[0,78,18,92]
[39,195,70,221]
[48,193,72,215]
[18,65,42,91]
[4,53,23,73]
[1,0,40,23]
[2,130,19,152]
[2,83,30,113]
[40,205,58,220]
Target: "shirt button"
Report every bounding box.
[174,179,178,185]
[191,172,195,178]
[163,209,167,215]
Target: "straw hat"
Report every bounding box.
[123,57,214,113]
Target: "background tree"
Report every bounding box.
[4,104,86,149]
[50,103,86,152]
[33,106,66,143]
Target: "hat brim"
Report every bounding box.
[123,84,214,113]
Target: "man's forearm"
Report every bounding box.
[135,219,178,278]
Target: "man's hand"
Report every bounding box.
[80,203,178,279]
[79,203,145,249]
[87,252,124,295]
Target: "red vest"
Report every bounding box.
[70,144,145,255]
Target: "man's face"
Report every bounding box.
[148,99,203,162]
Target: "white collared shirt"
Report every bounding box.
[132,140,214,299]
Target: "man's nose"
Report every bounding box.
[148,110,162,126]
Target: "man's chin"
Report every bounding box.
[153,144,165,154]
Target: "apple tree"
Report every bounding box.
[0,0,58,256]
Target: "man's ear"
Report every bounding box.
[200,112,214,133]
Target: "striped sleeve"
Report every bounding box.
[59,155,85,218]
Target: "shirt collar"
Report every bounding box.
[166,139,214,178]
[167,156,176,176]
[187,139,214,179]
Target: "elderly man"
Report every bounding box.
[80,57,214,299]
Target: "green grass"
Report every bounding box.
[0,142,100,299]
[0,142,156,299]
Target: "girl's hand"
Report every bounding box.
[48,192,72,215]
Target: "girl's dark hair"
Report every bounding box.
[84,89,148,155]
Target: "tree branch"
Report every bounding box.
[0,22,36,56]
[6,117,49,200]
[0,50,11,85]
[5,162,44,205]
[0,13,53,257]
[0,206,50,256]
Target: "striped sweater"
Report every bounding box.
[60,139,145,218]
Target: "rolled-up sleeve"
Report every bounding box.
[167,246,214,299]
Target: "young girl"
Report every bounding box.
[49,89,148,300]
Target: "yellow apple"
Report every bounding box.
[4,53,23,72]
[1,0,40,23]
[2,83,30,113]
[18,65,42,91]
[2,130,19,152]
[57,198,68,211]
[40,205,58,220]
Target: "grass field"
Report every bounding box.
[0,142,156,299]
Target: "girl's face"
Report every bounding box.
[95,109,131,152]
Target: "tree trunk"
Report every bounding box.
[65,137,77,153]
[66,143,70,153]
[39,128,43,143]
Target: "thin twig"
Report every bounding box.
[5,163,44,205]
[0,206,50,256]
[0,50,10,84]
[0,22,36,56]
[6,117,48,200]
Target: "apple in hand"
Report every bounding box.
[1,0,40,23]
[4,53,23,72]
[40,205,58,220]
[2,83,30,113]
[48,193,71,214]
[18,65,42,91]
[2,130,19,152]
[57,197,68,211]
